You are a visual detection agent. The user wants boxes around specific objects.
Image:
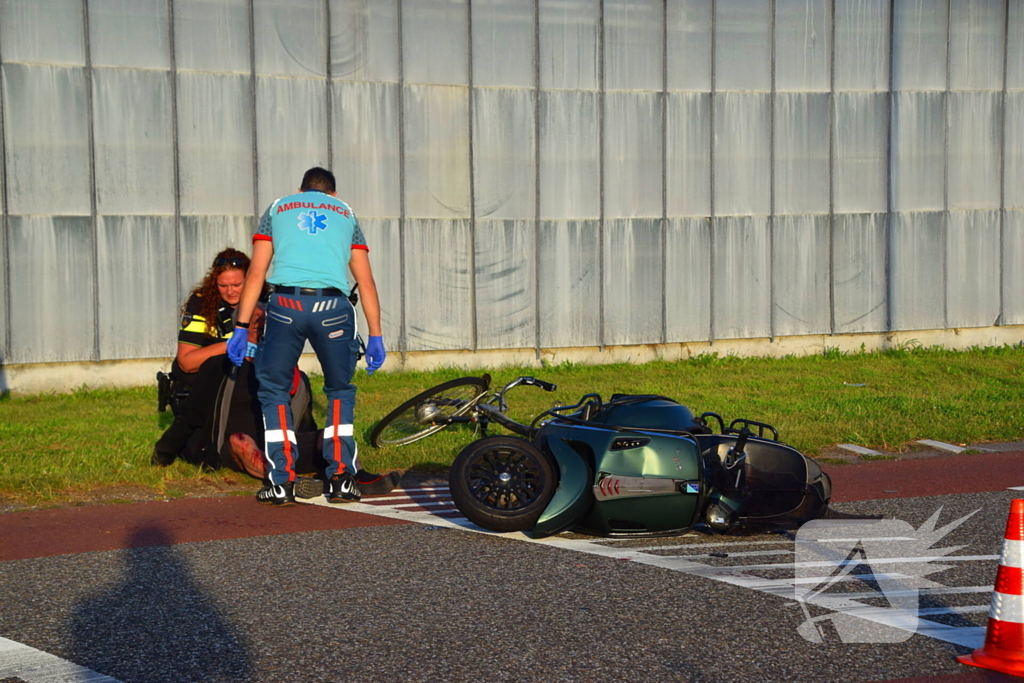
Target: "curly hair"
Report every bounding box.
[184,247,250,338]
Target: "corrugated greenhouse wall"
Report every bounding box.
[1,0,1023,367]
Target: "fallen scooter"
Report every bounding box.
[371,376,831,538]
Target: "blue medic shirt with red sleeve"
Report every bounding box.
[253,190,368,296]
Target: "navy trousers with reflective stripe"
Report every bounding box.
[255,291,359,486]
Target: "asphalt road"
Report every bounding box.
[1,452,1023,683]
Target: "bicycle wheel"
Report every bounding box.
[369,376,489,448]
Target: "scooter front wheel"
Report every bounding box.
[449,436,557,533]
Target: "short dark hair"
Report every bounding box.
[300,167,336,193]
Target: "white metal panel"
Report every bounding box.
[472,88,536,220]
[0,0,84,65]
[403,84,471,219]
[666,0,712,92]
[891,91,945,212]
[666,92,710,218]
[8,216,95,363]
[714,0,771,92]
[539,90,599,219]
[403,219,472,351]
[833,0,890,92]
[354,218,401,347]
[712,216,770,340]
[538,220,600,348]
[892,0,948,91]
[177,72,254,216]
[1009,0,1024,89]
[1003,210,1024,324]
[833,212,887,334]
[665,218,711,342]
[330,0,399,83]
[948,92,1001,210]
[97,215,178,360]
[1006,91,1024,208]
[539,0,599,91]
[89,0,170,69]
[890,211,945,331]
[475,219,536,350]
[833,92,888,214]
[471,0,534,88]
[254,0,327,77]
[402,0,468,86]
[604,218,662,345]
[713,93,771,216]
[256,76,329,211]
[946,210,1000,328]
[178,216,256,298]
[332,80,401,218]
[2,64,91,216]
[0,222,5,363]
[93,69,174,215]
[774,93,829,215]
[173,0,250,74]
[772,214,830,336]
[775,0,831,93]
[949,0,1005,91]
[604,92,662,219]
[604,0,662,92]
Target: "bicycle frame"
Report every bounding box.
[432,376,556,438]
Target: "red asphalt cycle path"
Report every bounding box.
[1,450,1021,564]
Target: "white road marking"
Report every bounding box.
[0,636,122,683]
[304,485,996,649]
[837,444,882,456]
[915,439,992,454]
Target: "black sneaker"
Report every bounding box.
[328,472,361,504]
[294,477,325,500]
[256,482,296,507]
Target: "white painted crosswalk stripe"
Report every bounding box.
[0,636,122,683]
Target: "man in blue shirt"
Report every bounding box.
[227,167,386,506]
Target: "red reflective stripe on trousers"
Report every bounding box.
[278,404,294,481]
[331,399,344,473]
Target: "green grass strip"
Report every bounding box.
[1,343,1022,508]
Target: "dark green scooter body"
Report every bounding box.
[534,424,704,537]
[530,396,831,539]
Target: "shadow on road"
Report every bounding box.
[69,525,253,682]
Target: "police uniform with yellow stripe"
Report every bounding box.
[172,293,235,385]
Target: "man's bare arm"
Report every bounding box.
[236,240,273,326]
[349,249,381,337]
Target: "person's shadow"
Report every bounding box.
[69,525,253,682]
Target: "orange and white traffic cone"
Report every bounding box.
[958,498,1024,676]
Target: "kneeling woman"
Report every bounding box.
[153,248,249,465]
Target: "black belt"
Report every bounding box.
[272,285,343,296]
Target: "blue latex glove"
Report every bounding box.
[365,335,386,376]
[226,326,249,366]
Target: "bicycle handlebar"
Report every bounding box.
[521,377,557,392]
